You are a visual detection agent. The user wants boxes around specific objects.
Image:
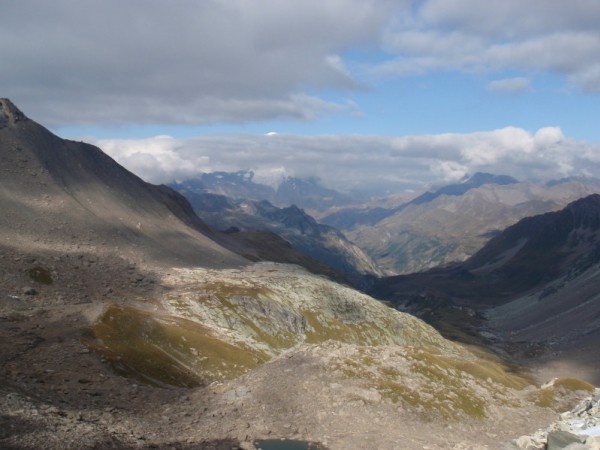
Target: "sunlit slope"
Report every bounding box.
[87,263,453,386]
[85,263,590,421]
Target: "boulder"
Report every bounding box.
[547,431,586,450]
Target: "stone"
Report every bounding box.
[547,430,586,450]
[22,287,37,295]
[511,435,545,450]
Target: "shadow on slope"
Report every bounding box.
[370,195,600,385]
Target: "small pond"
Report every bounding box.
[254,439,326,450]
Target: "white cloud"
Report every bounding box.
[534,127,565,148]
[3,0,599,129]
[90,127,600,195]
[94,136,208,184]
[430,160,469,182]
[375,1,600,91]
[0,0,395,126]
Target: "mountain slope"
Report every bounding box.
[409,172,518,206]
[372,194,600,303]
[348,179,600,275]
[168,189,384,285]
[0,98,246,269]
[321,172,517,230]
[463,193,600,297]
[372,194,600,383]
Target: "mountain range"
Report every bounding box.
[167,188,383,286]
[172,170,356,212]
[340,175,600,274]
[175,168,600,277]
[1,98,598,450]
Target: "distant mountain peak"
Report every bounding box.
[0,98,28,128]
[409,172,518,207]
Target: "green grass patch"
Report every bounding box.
[407,348,532,390]
[374,365,486,420]
[336,345,537,421]
[336,348,491,420]
[302,309,392,346]
[84,304,268,387]
[532,378,595,409]
[553,378,595,392]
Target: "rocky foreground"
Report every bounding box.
[506,388,600,449]
[1,254,595,450]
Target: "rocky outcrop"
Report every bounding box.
[0,98,28,128]
[505,388,600,450]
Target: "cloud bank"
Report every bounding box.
[376,0,600,92]
[92,127,600,195]
[2,1,600,126]
[0,0,392,126]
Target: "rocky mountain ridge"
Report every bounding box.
[170,189,383,286]
[0,98,246,270]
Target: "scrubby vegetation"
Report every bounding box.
[82,265,592,436]
[531,378,595,409]
[333,343,538,421]
[84,304,268,387]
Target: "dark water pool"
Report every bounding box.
[254,439,325,450]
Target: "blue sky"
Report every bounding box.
[3,0,600,193]
[50,71,594,140]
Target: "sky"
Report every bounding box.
[3,0,600,195]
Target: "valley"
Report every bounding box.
[1,98,600,450]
